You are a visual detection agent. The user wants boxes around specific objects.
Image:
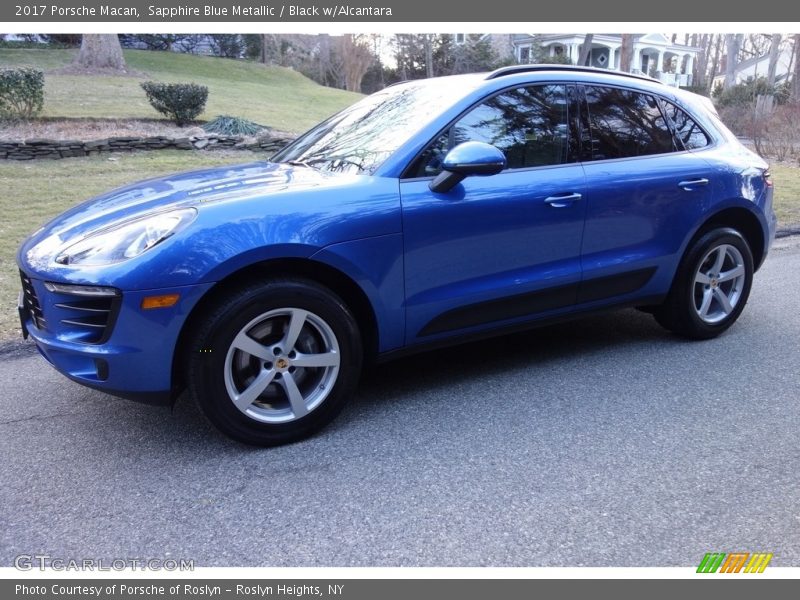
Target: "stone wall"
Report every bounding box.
[0,132,296,160]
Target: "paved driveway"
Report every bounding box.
[1,240,799,567]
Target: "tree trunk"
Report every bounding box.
[766,34,782,86]
[724,34,742,90]
[578,34,594,66]
[694,34,709,88]
[424,35,434,78]
[793,34,800,102]
[708,34,723,92]
[75,34,126,71]
[318,34,332,86]
[620,34,634,72]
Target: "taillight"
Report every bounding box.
[763,168,773,188]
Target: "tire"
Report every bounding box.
[187,279,362,446]
[654,227,753,340]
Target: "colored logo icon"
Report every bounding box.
[697,552,773,573]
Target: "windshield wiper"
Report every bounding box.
[283,159,315,169]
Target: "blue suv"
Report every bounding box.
[17,66,777,445]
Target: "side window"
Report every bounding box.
[407,84,570,178]
[662,101,711,150]
[584,85,675,160]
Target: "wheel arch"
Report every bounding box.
[170,258,380,398]
[689,205,766,271]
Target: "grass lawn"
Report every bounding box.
[0,48,360,132]
[771,163,800,228]
[0,150,259,340]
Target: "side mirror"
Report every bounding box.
[429,141,506,193]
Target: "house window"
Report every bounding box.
[519,46,531,63]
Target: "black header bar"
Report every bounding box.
[2,0,800,22]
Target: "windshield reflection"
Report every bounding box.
[274,78,479,175]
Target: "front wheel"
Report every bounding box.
[654,228,754,340]
[187,279,362,446]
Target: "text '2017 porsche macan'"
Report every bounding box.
[18,66,777,446]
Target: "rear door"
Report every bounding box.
[578,84,715,303]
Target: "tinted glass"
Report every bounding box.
[584,86,675,160]
[408,84,570,178]
[663,101,711,150]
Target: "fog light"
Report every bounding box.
[141,294,180,310]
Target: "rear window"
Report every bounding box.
[584,85,675,160]
[662,101,712,150]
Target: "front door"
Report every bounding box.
[400,84,588,343]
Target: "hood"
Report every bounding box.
[19,161,337,268]
[40,161,333,238]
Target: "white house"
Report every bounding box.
[507,34,700,87]
[711,47,795,90]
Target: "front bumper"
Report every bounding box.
[18,273,213,404]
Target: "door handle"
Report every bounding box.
[544,193,582,208]
[678,178,709,190]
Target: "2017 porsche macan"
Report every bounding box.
[18,66,776,445]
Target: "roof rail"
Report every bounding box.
[486,64,661,84]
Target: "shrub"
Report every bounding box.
[715,77,790,109]
[756,103,800,161]
[140,81,208,126]
[42,34,82,47]
[0,67,44,119]
[679,85,711,97]
[717,104,753,137]
[202,115,265,136]
[243,35,263,61]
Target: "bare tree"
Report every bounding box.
[338,34,374,93]
[577,34,594,66]
[75,34,126,71]
[620,34,634,72]
[708,34,724,91]
[766,33,782,86]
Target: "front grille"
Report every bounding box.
[52,294,120,344]
[19,271,46,330]
[20,271,121,344]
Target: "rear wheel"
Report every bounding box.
[654,228,753,340]
[188,279,362,446]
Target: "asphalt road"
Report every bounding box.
[2,240,799,568]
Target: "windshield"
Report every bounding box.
[273,77,481,175]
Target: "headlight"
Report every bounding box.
[55,208,196,266]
